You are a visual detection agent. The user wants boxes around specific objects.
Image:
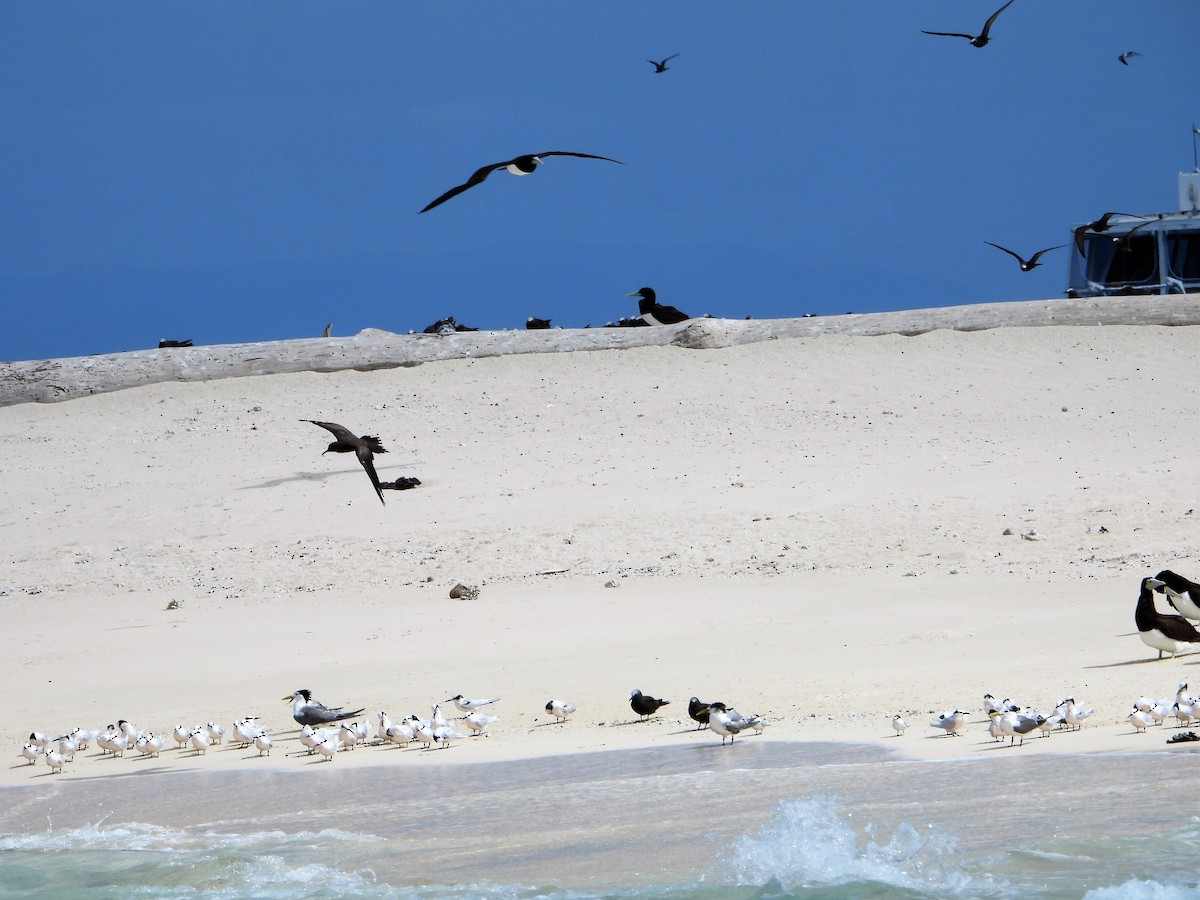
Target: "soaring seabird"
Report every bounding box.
[1134,577,1200,659]
[1073,212,1144,257]
[922,0,1015,48]
[419,151,623,213]
[630,689,670,719]
[302,419,388,506]
[283,689,367,727]
[647,53,680,73]
[626,287,691,325]
[1118,50,1142,66]
[1154,570,1200,620]
[984,241,1066,271]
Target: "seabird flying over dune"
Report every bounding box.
[302,419,388,506]
[419,151,623,213]
[922,0,1015,48]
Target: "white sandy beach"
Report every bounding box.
[2,316,1199,795]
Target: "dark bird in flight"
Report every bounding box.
[158,339,192,348]
[419,151,623,213]
[283,689,366,727]
[630,689,670,719]
[1073,212,1143,257]
[1111,218,1156,253]
[922,0,1015,48]
[627,287,691,325]
[302,419,388,505]
[1118,50,1142,66]
[984,241,1066,271]
[647,53,680,73]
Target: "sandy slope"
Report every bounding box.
[1,323,1198,790]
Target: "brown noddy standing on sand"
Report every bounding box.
[302,420,388,505]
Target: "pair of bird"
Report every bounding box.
[1135,572,1200,659]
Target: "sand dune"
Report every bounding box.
[1,300,1198,792]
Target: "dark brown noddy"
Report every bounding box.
[922,0,1014,48]
[984,241,1066,271]
[1073,212,1144,257]
[419,151,623,213]
[630,688,670,719]
[648,53,680,73]
[302,419,388,505]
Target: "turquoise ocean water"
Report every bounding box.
[2,741,1197,898]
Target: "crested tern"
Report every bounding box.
[545,699,576,723]
[284,689,367,727]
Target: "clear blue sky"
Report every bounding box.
[2,2,1196,361]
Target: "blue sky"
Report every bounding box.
[2,2,1196,361]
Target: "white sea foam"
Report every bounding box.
[712,795,1003,895]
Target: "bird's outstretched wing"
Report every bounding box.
[533,151,624,164]
[358,452,386,506]
[420,162,508,213]
[303,419,357,444]
[921,30,976,40]
[1026,244,1066,264]
[979,0,1015,39]
[984,241,1026,265]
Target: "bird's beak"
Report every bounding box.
[625,291,641,297]
[1148,579,1166,591]
[282,694,296,701]
[696,705,711,715]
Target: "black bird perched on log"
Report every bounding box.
[984,241,1066,271]
[158,339,192,348]
[627,287,690,325]
[419,151,623,213]
[922,0,1014,48]
[630,689,670,719]
[302,419,388,505]
[647,53,680,73]
[283,689,366,727]
[526,317,552,330]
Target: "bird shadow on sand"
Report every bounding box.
[608,717,666,727]
[240,469,420,492]
[1084,656,1199,669]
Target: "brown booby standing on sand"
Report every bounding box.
[630,689,670,719]
[302,419,388,505]
[1154,570,1200,621]
[1135,576,1200,659]
[419,151,623,213]
[922,0,1014,48]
